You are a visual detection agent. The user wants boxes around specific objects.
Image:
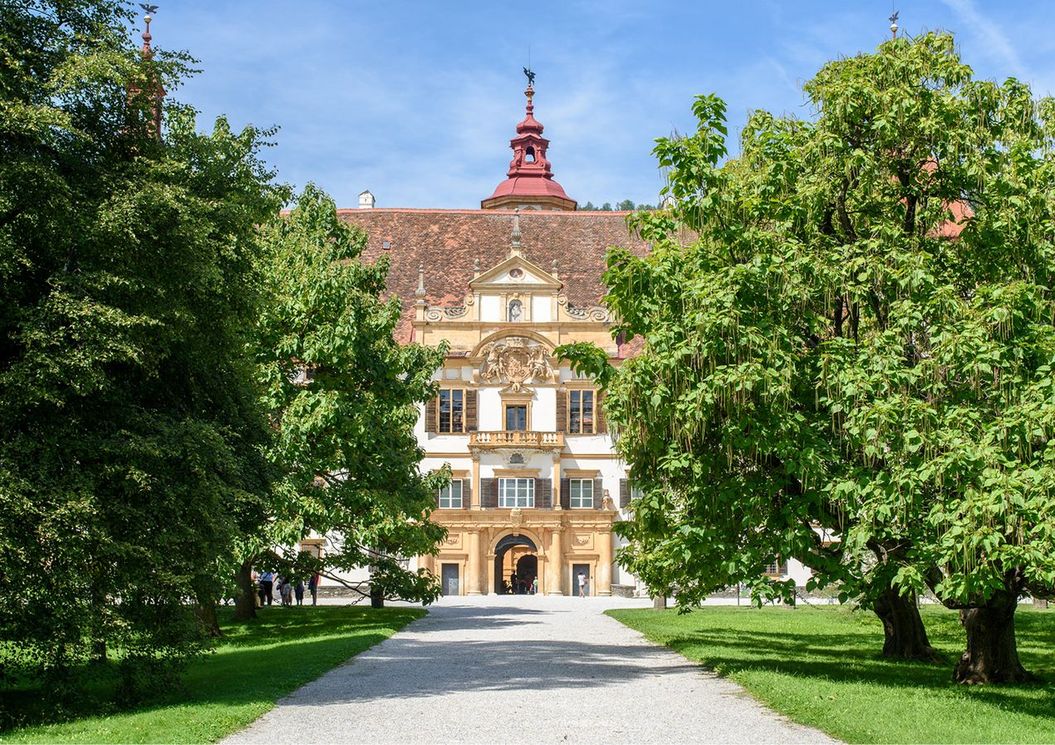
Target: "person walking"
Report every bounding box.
[308,572,320,606]
[294,578,305,606]
[577,571,587,598]
[259,570,275,606]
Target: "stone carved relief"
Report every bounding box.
[425,304,469,322]
[480,337,556,392]
[565,304,609,322]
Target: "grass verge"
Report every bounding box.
[608,604,1054,744]
[2,604,424,744]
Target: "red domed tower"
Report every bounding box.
[481,78,576,211]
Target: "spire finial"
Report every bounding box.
[139,4,159,58]
[415,263,426,301]
[889,9,899,39]
[510,209,522,255]
[473,257,481,277]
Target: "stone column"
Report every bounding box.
[471,459,481,510]
[466,529,482,595]
[597,529,613,596]
[551,455,562,510]
[546,527,564,595]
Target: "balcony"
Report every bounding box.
[468,431,564,452]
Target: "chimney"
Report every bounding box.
[358,190,376,209]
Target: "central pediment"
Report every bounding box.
[470,253,562,292]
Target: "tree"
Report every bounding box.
[0,0,285,697]
[562,33,1055,681]
[252,185,447,609]
[616,199,636,211]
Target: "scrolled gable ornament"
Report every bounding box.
[479,337,555,392]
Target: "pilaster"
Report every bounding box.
[546,526,564,595]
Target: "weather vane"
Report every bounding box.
[140,3,159,15]
[523,66,535,88]
[889,9,899,39]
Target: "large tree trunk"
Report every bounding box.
[954,591,1035,684]
[370,585,385,608]
[196,599,223,638]
[873,588,940,662]
[653,594,667,610]
[233,559,257,621]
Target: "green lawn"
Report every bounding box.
[2,605,424,744]
[609,604,1055,744]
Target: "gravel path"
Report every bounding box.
[225,595,836,744]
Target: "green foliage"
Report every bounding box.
[564,33,1055,619]
[611,606,1055,743]
[2,605,423,742]
[0,0,285,700]
[254,185,447,604]
[580,200,655,211]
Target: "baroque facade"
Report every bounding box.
[333,81,813,596]
[335,82,649,596]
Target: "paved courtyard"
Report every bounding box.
[225,595,836,744]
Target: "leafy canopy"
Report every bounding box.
[562,33,1055,610]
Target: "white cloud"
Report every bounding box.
[939,0,1028,78]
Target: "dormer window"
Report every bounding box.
[508,299,523,322]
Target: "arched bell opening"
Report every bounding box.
[493,533,539,594]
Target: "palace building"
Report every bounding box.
[334,82,653,596]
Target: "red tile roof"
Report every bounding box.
[338,208,649,353]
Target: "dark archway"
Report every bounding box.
[493,534,538,594]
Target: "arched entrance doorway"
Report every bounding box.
[493,534,538,594]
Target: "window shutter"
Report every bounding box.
[462,479,471,509]
[619,478,629,509]
[593,477,604,509]
[596,390,606,433]
[466,389,478,432]
[425,395,437,433]
[480,478,498,508]
[556,389,567,433]
[536,478,552,509]
[559,478,570,509]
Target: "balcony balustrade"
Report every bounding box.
[468,430,564,451]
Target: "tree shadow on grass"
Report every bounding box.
[654,612,1055,725]
[0,605,422,736]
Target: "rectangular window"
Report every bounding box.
[763,559,788,576]
[499,477,534,508]
[568,390,595,434]
[438,389,464,433]
[505,404,528,431]
[569,478,594,508]
[438,480,463,509]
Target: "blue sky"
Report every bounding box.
[153,0,1055,209]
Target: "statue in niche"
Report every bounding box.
[508,299,523,322]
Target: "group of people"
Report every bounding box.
[504,573,538,595]
[254,569,321,607]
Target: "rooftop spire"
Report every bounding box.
[139,4,159,58]
[481,72,576,211]
[889,9,899,39]
[128,4,165,137]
